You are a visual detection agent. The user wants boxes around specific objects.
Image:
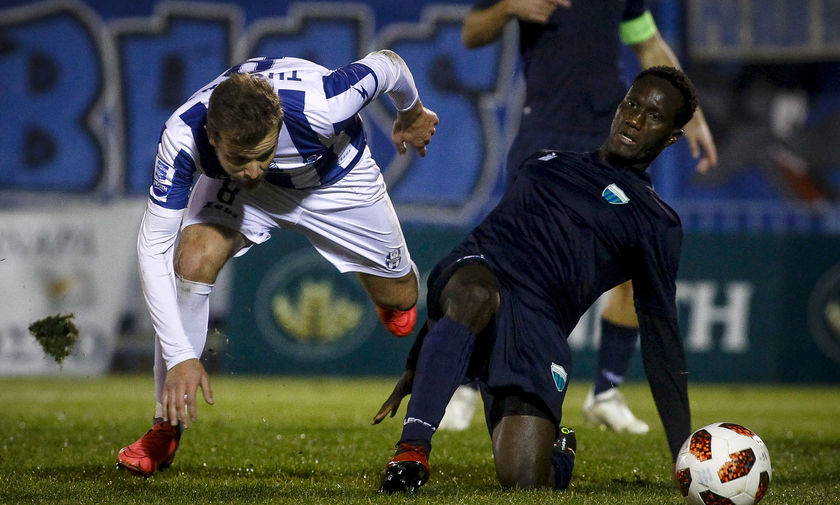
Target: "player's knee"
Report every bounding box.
[174,225,241,283]
[442,282,499,333]
[495,462,547,489]
[174,251,220,284]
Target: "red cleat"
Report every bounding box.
[377,305,417,337]
[380,442,431,493]
[117,421,179,477]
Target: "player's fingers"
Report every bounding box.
[186,392,197,424]
[414,144,427,157]
[688,136,700,159]
[696,157,712,174]
[201,373,214,405]
[703,140,719,168]
[371,405,391,425]
[161,390,170,423]
[168,392,181,427]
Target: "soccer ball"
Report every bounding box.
[675,422,771,505]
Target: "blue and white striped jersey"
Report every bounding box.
[150,51,418,209]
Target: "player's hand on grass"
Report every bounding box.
[162,358,214,428]
[392,99,438,157]
[371,369,415,425]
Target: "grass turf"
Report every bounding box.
[1,375,838,504]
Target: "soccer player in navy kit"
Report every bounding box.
[374,66,695,493]
[445,0,716,435]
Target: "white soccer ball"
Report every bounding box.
[675,422,772,505]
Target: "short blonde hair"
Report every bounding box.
[206,73,283,146]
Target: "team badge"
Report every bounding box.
[551,362,568,392]
[602,183,630,204]
[385,248,402,270]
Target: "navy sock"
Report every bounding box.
[593,319,638,395]
[400,317,476,445]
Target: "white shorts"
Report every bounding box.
[182,148,412,278]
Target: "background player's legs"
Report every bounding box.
[584,280,649,433]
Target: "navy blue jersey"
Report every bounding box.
[453,150,681,334]
[472,0,650,168]
[438,149,689,456]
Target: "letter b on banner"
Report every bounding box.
[0,8,104,191]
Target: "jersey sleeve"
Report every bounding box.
[630,222,682,319]
[137,199,199,369]
[149,114,201,210]
[637,309,690,460]
[322,50,419,124]
[631,215,689,460]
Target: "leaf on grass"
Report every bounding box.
[28,313,79,366]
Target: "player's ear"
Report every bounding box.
[205,124,218,146]
[665,128,683,147]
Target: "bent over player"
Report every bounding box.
[117,50,439,477]
[373,67,695,493]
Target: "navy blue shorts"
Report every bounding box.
[426,252,573,430]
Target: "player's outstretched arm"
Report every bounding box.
[161,358,214,428]
[682,108,717,173]
[392,99,438,157]
[631,31,718,173]
[371,369,414,425]
[462,0,571,48]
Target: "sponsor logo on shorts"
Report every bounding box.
[602,183,630,204]
[551,362,568,392]
[201,201,239,219]
[385,248,402,270]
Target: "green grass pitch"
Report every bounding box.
[1,375,838,504]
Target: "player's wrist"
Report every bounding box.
[397,98,423,124]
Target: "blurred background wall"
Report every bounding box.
[1,0,839,381]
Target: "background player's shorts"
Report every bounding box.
[425,252,573,429]
[181,147,412,278]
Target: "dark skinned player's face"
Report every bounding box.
[601,75,685,170]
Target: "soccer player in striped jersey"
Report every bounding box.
[117,50,439,477]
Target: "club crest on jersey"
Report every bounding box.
[551,362,568,392]
[602,183,630,204]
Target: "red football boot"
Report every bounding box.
[376,305,417,337]
[379,442,430,493]
[117,421,180,477]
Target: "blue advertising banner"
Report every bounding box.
[3,0,838,229]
